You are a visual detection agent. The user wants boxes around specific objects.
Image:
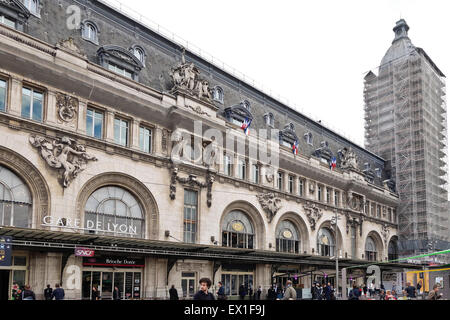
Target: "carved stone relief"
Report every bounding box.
[169,48,212,102]
[303,202,322,230]
[338,147,359,171]
[56,93,78,123]
[256,192,282,223]
[29,135,97,188]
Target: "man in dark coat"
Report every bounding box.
[267,286,276,300]
[324,282,332,300]
[193,278,215,300]
[405,282,416,299]
[169,285,179,300]
[52,283,65,300]
[239,284,247,300]
[44,284,53,300]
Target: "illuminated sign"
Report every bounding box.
[0,236,12,267]
[75,247,95,257]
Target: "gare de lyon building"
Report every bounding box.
[0,0,420,300]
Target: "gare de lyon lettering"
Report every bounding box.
[41,216,137,235]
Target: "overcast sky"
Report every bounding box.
[104,0,450,148]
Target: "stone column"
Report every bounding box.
[131,120,140,150]
[255,264,272,300]
[105,110,115,143]
[8,77,22,116]
[153,126,163,155]
[46,90,57,125]
[77,99,87,135]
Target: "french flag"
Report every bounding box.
[330,156,337,170]
[241,117,252,136]
[292,140,299,155]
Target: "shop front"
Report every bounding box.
[82,256,144,300]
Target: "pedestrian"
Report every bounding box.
[428,284,443,300]
[348,283,360,300]
[385,290,396,300]
[379,289,386,300]
[92,285,100,300]
[362,283,367,296]
[113,286,121,300]
[52,283,65,300]
[405,282,416,299]
[11,283,20,300]
[169,284,178,300]
[267,285,276,300]
[256,285,262,300]
[391,290,398,300]
[311,282,321,300]
[44,284,53,300]
[22,285,36,300]
[282,280,297,300]
[248,285,253,300]
[193,278,215,300]
[324,282,332,300]
[216,281,226,300]
[416,280,422,295]
[369,281,374,297]
[239,284,247,300]
[276,286,283,299]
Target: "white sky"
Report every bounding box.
[104,0,450,148]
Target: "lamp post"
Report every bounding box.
[331,209,340,298]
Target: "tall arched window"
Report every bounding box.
[0,165,32,228]
[317,228,335,257]
[84,186,144,238]
[388,240,398,261]
[365,236,377,261]
[276,220,300,254]
[222,210,254,249]
[213,86,224,103]
[81,21,99,45]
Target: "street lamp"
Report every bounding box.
[331,209,341,298]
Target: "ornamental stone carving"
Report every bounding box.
[338,147,359,171]
[169,164,215,207]
[256,192,282,223]
[29,135,97,188]
[169,48,212,101]
[381,224,390,246]
[56,93,78,123]
[303,202,322,230]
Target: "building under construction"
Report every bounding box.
[364,19,450,263]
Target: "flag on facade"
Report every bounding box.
[330,156,337,170]
[241,117,252,136]
[292,139,299,155]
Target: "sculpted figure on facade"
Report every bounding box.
[203,139,219,170]
[256,193,282,223]
[381,224,390,246]
[338,147,359,170]
[29,135,97,188]
[169,48,212,101]
[303,202,322,230]
[56,93,78,123]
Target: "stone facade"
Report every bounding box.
[0,0,407,300]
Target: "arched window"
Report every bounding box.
[213,86,224,103]
[304,132,313,145]
[130,46,146,66]
[263,112,274,127]
[276,220,300,254]
[388,240,398,261]
[82,21,99,44]
[222,210,254,249]
[84,186,144,238]
[317,228,335,257]
[365,236,377,261]
[0,165,32,228]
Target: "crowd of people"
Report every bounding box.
[10,283,65,300]
[347,281,444,300]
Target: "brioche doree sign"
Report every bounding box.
[41,216,138,236]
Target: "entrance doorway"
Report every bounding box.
[221,272,254,297]
[0,270,10,300]
[82,269,142,300]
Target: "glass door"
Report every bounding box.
[113,272,124,299]
[101,272,113,300]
